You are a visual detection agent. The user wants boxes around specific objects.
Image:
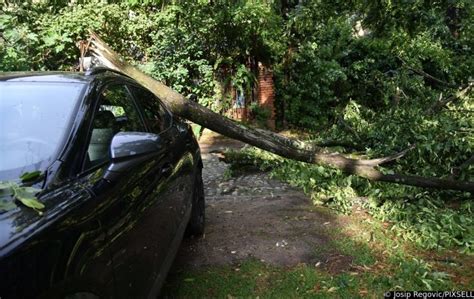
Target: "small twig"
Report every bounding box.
[408,66,456,88]
[338,117,362,141]
[427,92,443,112]
[450,154,474,179]
[458,155,474,170]
[399,87,409,99]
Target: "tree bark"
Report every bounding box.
[87,32,474,193]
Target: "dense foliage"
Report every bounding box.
[1,0,472,252]
[1,1,284,112]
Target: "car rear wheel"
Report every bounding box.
[186,168,205,236]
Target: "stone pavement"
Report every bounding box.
[199,130,300,201]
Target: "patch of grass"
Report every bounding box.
[222,168,233,180]
[163,212,461,298]
[332,233,377,267]
[163,256,453,298]
[163,260,269,298]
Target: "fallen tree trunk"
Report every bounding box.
[87,32,474,193]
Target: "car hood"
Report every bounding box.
[0,206,43,256]
[0,184,90,258]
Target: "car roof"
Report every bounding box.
[0,72,92,83]
[0,68,131,84]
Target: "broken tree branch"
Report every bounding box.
[427,83,473,114]
[360,144,416,167]
[398,56,456,88]
[87,32,474,193]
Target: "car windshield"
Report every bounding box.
[0,82,84,180]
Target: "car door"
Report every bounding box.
[129,86,195,231]
[81,82,177,298]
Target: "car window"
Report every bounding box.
[84,84,145,169]
[129,86,171,133]
[0,82,83,180]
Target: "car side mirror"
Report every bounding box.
[110,131,161,160]
[103,132,162,182]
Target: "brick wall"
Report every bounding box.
[257,62,276,130]
[227,63,276,130]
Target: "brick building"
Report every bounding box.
[228,63,276,130]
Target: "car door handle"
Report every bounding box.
[161,163,173,177]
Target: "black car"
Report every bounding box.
[0,68,205,298]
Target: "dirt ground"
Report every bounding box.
[168,130,354,274]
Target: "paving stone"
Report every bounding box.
[200,142,298,201]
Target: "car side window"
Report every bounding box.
[130,86,171,133]
[84,84,145,169]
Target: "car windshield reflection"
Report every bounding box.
[0,82,84,180]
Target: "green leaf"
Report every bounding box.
[20,171,41,182]
[0,181,13,197]
[0,181,13,189]
[0,199,16,212]
[14,187,44,211]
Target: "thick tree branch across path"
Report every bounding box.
[87,32,474,193]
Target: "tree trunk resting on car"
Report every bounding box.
[87,32,474,193]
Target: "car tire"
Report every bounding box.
[186,168,205,236]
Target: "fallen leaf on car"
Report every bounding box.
[0,199,16,212]
[20,171,42,182]
[14,187,44,211]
